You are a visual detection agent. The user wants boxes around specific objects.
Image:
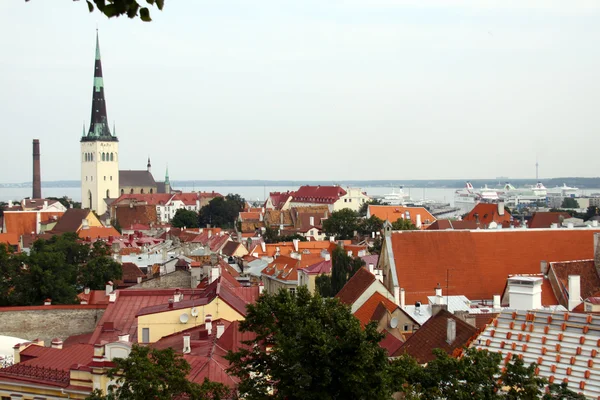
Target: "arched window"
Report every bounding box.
[88,190,93,209]
[110,153,114,161]
[141,188,145,194]
[106,189,110,198]
[102,153,106,161]
[121,189,124,195]
[84,153,87,162]
[130,189,134,194]
[91,153,94,161]
[150,188,153,194]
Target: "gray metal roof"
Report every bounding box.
[119,170,156,188]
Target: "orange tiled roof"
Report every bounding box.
[239,212,262,221]
[353,292,398,327]
[0,233,19,247]
[528,212,572,229]
[368,205,435,228]
[3,211,64,236]
[389,229,600,304]
[463,203,511,225]
[336,267,376,306]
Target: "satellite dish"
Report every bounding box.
[179,313,189,324]
[390,317,399,329]
[190,307,199,317]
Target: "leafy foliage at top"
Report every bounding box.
[0,233,122,306]
[261,226,307,244]
[561,197,580,209]
[199,194,245,229]
[29,0,166,22]
[226,286,391,400]
[171,208,200,229]
[85,345,230,400]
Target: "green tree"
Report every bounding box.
[370,235,383,255]
[543,382,586,399]
[358,198,383,217]
[391,218,417,230]
[501,354,545,399]
[86,345,230,400]
[171,208,200,229]
[262,226,307,244]
[79,242,122,289]
[198,194,245,229]
[359,215,384,235]
[585,205,600,221]
[331,245,365,296]
[561,197,580,209]
[226,286,391,400]
[315,274,333,297]
[0,233,123,306]
[322,208,359,240]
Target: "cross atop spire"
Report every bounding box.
[82,30,117,142]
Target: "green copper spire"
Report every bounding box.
[165,165,170,184]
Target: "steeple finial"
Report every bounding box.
[82,123,86,137]
[147,157,151,173]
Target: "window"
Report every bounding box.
[403,324,409,331]
[142,328,150,343]
[150,188,153,194]
[344,199,347,202]
[86,176,88,181]
[289,288,296,295]
[349,199,352,202]
[121,189,124,195]
[141,189,144,194]
[110,176,113,181]
[130,189,134,194]
[102,153,106,161]
[104,176,106,181]
[91,176,93,181]
[110,153,114,161]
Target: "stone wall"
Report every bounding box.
[0,306,105,345]
[130,270,191,289]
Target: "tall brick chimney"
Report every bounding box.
[32,139,41,199]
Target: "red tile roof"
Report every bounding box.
[267,191,294,209]
[89,288,206,344]
[292,186,347,204]
[389,229,600,304]
[0,343,93,387]
[112,193,173,206]
[0,233,19,247]
[300,259,332,275]
[335,267,376,306]
[463,203,511,225]
[77,226,120,239]
[239,212,262,221]
[77,290,109,305]
[379,332,403,356]
[353,292,398,327]
[550,260,600,308]
[528,212,572,229]
[393,310,478,363]
[368,205,435,228]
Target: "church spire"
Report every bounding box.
[83,30,117,142]
[147,157,151,173]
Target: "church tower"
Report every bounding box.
[81,31,119,216]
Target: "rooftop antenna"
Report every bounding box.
[535,156,539,182]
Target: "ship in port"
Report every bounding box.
[454,182,500,208]
[498,182,547,207]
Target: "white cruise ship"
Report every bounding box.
[381,187,410,205]
[499,182,547,206]
[454,182,499,211]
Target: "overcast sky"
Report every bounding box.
[1,1,599,183]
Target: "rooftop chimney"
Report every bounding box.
[32,139,41,199]
[498,201,505,216]
[568,275,581,311]
[82,219,89,230]
[493,294,501,311]
[309,216,315,226]
[446,318,456,344]
[183,333,191,354]
[205,314,213,335]
[105,281,114,296]
[216,321,225,339]
[368,263,374,274]
[118,334,130,342]
[51,338,63,349]
[507,276,542,310]
[416,214,422,229]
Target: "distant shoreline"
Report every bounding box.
[2,178,600,189]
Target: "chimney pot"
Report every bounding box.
[568,275,581,311]
[447,318,457,344]
[216,322,225,339]
[51,338,63,349]
[183,333,191,354]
